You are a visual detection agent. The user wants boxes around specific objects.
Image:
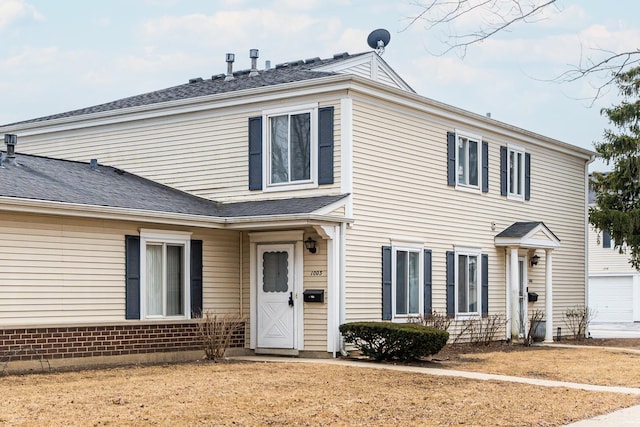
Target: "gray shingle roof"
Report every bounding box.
[0,152,348,219]
[6,52,368,126]
[495,221,560,242]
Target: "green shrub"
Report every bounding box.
[339,321,449,361]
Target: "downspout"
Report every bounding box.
[339,222,348,357]
[239,232,243,316]
[584,156,595,335]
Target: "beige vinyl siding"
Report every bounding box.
[18,98,343,203]
[588,225,636,274]
[200,229,242,314]
[344,94,587,335]
[0,213,136,325]
[0,212,243,326]
[302,234,328,351]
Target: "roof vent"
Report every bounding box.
[225,53,235,81]
[265,60,271,70]
[249,49,259,77]
[189,77,203,84]
[333,52,349,59]
[90,159,98,170]
[4,134,17,165]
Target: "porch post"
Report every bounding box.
[544,249,554,343]
[510,247,520,340]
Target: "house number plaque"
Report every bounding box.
[310,270,324,276]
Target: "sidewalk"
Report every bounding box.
[232,355,640,426]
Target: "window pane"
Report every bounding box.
[468,256,478,312]
[270,115,289,183]
[290,113,310,181]
[517,152,523,195]
[509,150,515,194]
[263,251,289,293]
[469,140,478,186]
[457,137,467,185]
[408,251,420,314]
[166,245,184,316]
[457,255,468,313]
[395,251,407,315]
[146,244,163,316]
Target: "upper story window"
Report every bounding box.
[508,145,525,200]
[501,144,531,200]
[248,105,334,192]
[268,111,312,186]
[457,135,480,188]
[447,131,488,193]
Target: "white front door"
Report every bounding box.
[257,244,295,349]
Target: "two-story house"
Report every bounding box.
[0,49,594,369]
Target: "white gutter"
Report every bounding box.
[0,196,353,229]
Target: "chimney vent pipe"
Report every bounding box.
[249,49,259,77]
[4,134,17,158]
[225,53,235,81]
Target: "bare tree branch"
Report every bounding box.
[402,0,558,57]
[402,0,640,102]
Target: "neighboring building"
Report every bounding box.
[0,48,594,368]
[588,188,640,323]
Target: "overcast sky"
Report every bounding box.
[1,0,639,171]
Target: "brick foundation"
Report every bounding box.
[0,322,245,363]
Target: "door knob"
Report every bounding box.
[288,291,294,307]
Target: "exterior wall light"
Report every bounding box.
[304,237,317,254]
[530,254,540,267]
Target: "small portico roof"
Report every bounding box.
[494,221,560,249]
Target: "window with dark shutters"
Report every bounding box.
[446,251,455,317]
[423,249,432,315]
[382,246,392,320]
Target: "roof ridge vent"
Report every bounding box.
[225,53,235,81]
[333,52,349,59]
[249,49,259,77]
[189,77,203,84]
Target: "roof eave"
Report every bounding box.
[0,197,353,229]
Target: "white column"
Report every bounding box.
[544,249,554,343]
[510,247,520,340]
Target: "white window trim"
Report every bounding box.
[454,246,482,319]
[263,103,318,192]
[454,129,482,193]
[140,230,192,320]
[391,242,424,321]
[507,143,525,201]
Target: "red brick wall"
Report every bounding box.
[0,322,245,362]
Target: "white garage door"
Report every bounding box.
[588,276,634,323]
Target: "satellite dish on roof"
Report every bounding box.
[367,29,391,55]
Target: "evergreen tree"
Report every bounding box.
[590,66,640,269]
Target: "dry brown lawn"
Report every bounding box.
[1,339,640,426]
[434,338,640,387]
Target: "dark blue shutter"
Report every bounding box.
[424,249,432,315]
[248,116,262,190]
[318,106,334,185]
[190,240,203,318]
[603,231,612,248]
[481,254,489,317]
[446,251,455,317]
[447,132,456,186]
[125,235,140,320]
[482,141,489,193]
[500,146,507,196]
[524,152,531,200]
[382,246,392,320]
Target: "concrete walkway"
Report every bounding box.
[232,355,640,426]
